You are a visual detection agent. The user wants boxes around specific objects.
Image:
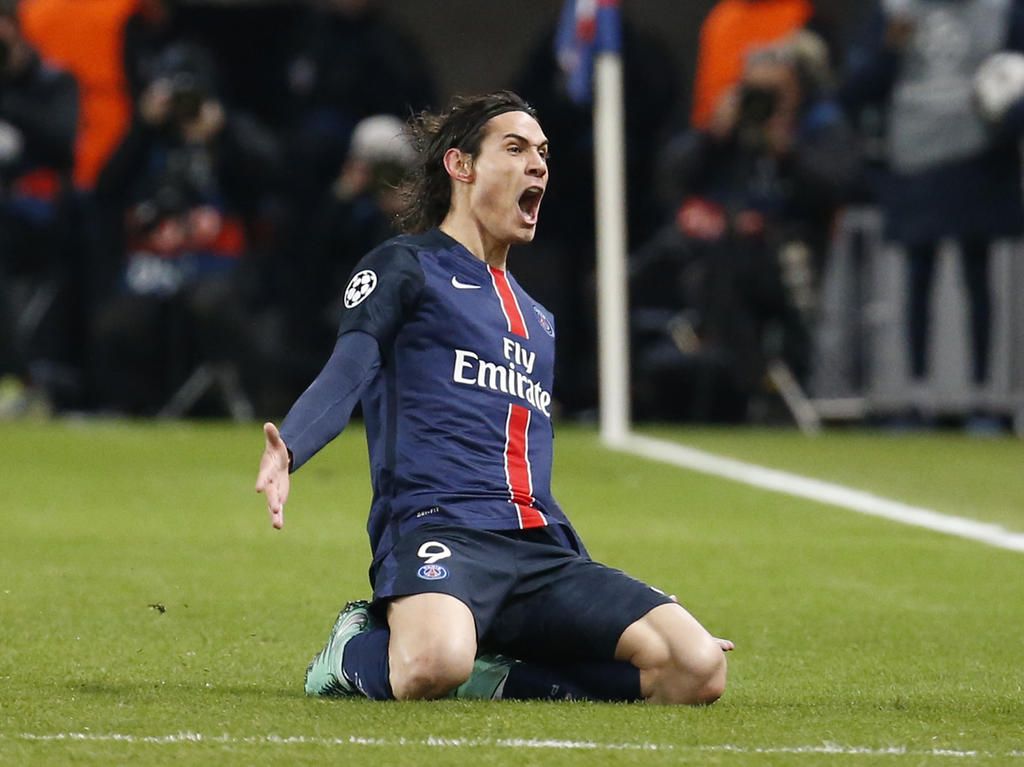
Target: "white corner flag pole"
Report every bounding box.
[594,36,631,447]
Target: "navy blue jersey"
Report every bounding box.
[289,228,583,562]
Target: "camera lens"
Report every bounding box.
[738,86,779,126]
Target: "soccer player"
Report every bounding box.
[255,90,732,703]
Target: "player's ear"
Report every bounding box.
[443,148,474,183]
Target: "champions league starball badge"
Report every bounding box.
[344,269,378,308]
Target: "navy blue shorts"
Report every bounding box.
[369,523,673,662]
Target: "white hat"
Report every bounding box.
[348,114,415,166]
[975,51,1024,123]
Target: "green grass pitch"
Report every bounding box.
[2,419,1023,765]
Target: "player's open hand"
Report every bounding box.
[255,422,290,529]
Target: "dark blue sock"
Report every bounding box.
[501,659,642,702]
[341,627,393,700]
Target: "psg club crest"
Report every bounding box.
[417,564,449,581]
[344,269,378,308]
[533,305,554,337]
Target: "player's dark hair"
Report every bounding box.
[396,90,537,234]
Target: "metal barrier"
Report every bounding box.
[810,206,1024,431]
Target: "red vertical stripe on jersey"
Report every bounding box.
[504,403,546,529]
[489,265,529,339]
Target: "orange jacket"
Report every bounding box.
[19,0,140,190]
[691,0,813,129]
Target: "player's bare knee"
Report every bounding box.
[676,642,727,705]
[390,649,474,700]
[647,638,727,705]
[697,664,727,705]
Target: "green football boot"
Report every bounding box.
[304,600,375,696]
[450,653,518,700]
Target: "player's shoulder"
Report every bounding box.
[364,230,451,263]
[354,228,469,285]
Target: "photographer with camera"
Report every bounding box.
[91,41,282,415]
[632,34,859,423]
[0,0,79,414]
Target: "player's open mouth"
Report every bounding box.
[518,186,544,225]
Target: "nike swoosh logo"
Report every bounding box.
[451,276,481,290]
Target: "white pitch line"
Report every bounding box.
[617,433,1024,553]
[7,732,1023,758]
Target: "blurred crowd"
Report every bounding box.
[1,0,436,417]
[3,0,1024,428]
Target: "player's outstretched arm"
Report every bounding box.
[255,422,290,530]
